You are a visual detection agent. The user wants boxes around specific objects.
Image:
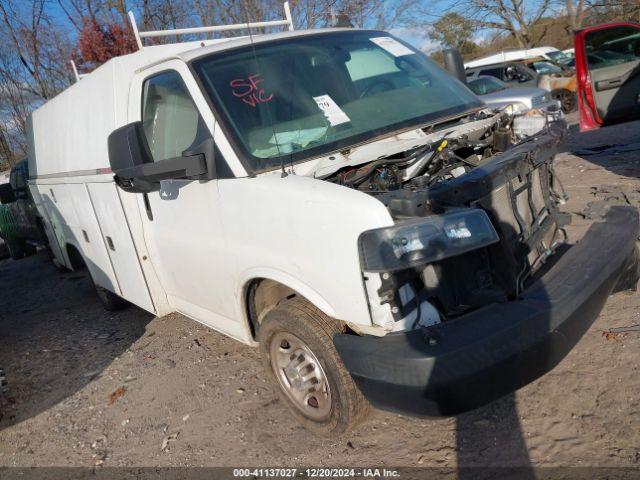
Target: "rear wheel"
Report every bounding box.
[94,284,129,312]
[66,245,129,311]
[258,297,370,436]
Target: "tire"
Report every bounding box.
[94,284,129,312]
[22,240,37,256]
[551,89,577,114]
[65,244,129,311]
[258,297,370,436]
[6,238,25,260]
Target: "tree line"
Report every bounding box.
[1,0,638,170]
[430,0,640,62]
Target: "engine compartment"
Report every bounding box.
[324,111,506,193]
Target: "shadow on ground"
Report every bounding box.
[0,253,153,429]
[455,394,534,477]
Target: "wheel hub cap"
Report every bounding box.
[269,333,331,421]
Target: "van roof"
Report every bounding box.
[90,27,363,74]
[176,28,365,62]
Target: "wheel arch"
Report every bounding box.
[240,272,338,342]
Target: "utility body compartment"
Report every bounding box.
[32,180,154,312]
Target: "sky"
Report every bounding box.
[390,27,439,52]
[39,0,444,54]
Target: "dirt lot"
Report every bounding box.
[1,117,640,471]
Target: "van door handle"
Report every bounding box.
[143,193,153,221]
[106,236,115,251]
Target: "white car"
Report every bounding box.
[26,4,639,435]
[464,46,567,69]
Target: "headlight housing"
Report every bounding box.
[358,209,499,273]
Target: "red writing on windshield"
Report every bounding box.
[230,73,274,107]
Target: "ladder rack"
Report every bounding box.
[128,2,294,50]
[70,60,86,83]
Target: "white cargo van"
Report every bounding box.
[27,5,639,435]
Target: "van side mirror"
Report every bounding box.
[107,121,214,194]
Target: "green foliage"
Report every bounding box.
[428,12,480,65]
[429,13,479,51]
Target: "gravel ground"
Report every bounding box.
[1,117,640,471]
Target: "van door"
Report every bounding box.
[129,61,244,340]
[576,23,640,130]
[86,182,154,312]
[36,183,118,291]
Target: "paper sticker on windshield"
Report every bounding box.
[313,95,350,126]
[370,37,414,57]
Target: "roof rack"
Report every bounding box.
[128,1,294,50]
[70,60,86,83]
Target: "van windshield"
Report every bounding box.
[192,31,482,172]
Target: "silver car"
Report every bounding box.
[467,76,560,113]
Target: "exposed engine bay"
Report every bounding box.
[325,109,557,194]
[326,107,569,327]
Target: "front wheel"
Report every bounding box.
[258,298,370,436]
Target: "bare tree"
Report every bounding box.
[564,0,587,30]
[0,0,75,164]
[190,0,425,33]
[585,0,640,22]
[0,0,433,165]
[447,0,552,48]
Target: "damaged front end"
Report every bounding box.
[326,109,570,332]
[330,109,640,416]
[372,123,569,328]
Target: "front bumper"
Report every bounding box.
[334,206,639,417]
[536,99,562,112]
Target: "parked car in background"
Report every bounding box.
[467,76,560,112]
[562,50,633,69]
[466,58,578,113]
[558,48,575,66]
[525,57,572,75]
[464,47,567,69]
[575,21,640,131]
[0,159,48,259]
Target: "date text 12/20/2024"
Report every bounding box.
[233,468,401,478]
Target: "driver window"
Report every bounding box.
[141,71,201,162]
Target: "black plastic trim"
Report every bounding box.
[333,206,639,417]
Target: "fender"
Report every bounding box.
[236,267,336,321]
[237,267,343,344]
